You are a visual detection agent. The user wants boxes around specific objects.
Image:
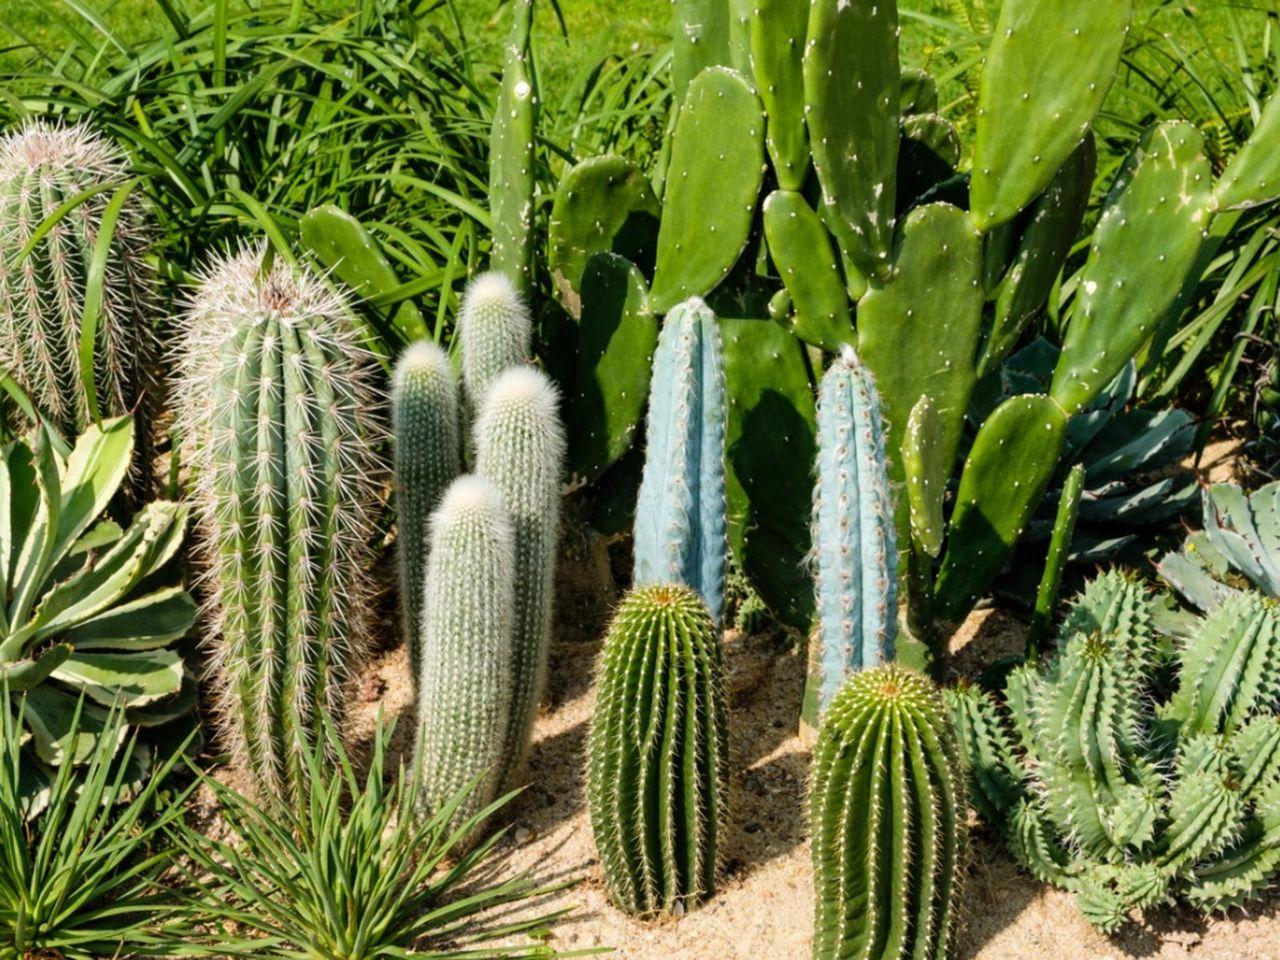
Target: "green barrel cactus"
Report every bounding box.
[811,663,965,960]
[948,569,1280,931]
[473,365,564,789]
[177,243,382,806]
[0,120,154,436]
[805,347,897,727]
[414,474,515,840]
[587,584,729,915]
[392,340,460,678]
[458,270,531,417]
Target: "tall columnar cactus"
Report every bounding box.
[811,664,965,960]
[392,340,461,677]
[177,243,382,806]
[633,297,728,624]
[474,365,564,788]
[948,569,1280,931]
[414,475,516,840]
[0,120,154,435]
[805,347,897,727]
[459,271,531,417]
[587,584,729,915]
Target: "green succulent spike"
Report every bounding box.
[762,190,852,352]
[548,157,660,318]
[942,683,1025,826]
[474,366,564,789]
[672,0,732,102]
[0,120,155,437]
[1215,90,1280,210]
[458,271,531,417]
[414,475,515,842]
[1027,463,1084,659]
[970,0,1133,229]
[803,0,900,280]
[567,253,659,484]
[934,394,1067,624]
[488,0,538,296]
[749,0,809,190]
[904,395,945,559]
[811,664,965,960]
[392,340,460,680]
[587,584,729,915]
[177,244,382,805]
[1051,122,1214,414]
[650,67,766,314]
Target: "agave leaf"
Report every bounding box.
[65,586,196,651]
[50,416,133,569]
[127,673,200,727]
[51,650,183,707]
[0,643,72,692]
[22,686,126,766]
[6,430,63,633]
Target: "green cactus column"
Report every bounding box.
[587,584,730,915]
[0,120,154,436]
[177,244,382,806]
[811,664,965,960]
[392,340,460,679]
[474,365,565,789]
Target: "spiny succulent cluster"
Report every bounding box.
[587,584,729,915]
[947,570,1280,931]
[811,663,965,960]
[0,120,156,439]
[176,242,384,805]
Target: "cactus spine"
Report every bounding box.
[806,346,897,727]
[177,244,382,805]
[414,475,516,839]
[0,120,154,434]
[458,271,531,416]
[392,341,461,677]
[633,297,728,624]
[474,366,564,788]
[811,664,965,960]
[587,584,729,915]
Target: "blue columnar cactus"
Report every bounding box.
[392,340,460,678]
[177,244,383,806]
[632,297,728,624]
[805,346,897,728]
[474,365,564,788]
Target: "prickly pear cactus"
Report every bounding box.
[0,120,155,435]
[177,243,383,805]
[458,271,531,415]
[587,584,729,915]
[392,340,460,678]
[414,475,515,841]
[474,366,564,789]
[805,347,897,727]
[811,664,965,960]
[633,298,728,625]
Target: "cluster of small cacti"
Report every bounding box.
[948,570,1280,930]
[393,270,564,838]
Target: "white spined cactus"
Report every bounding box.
[474,365,564,788]
[458,270,531,415]
[175,242,384,806]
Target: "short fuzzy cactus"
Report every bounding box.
[414,474,515,839]
[632,297,728,624]
[587,584,729,915]
[392,340,461,676]
[474,365,564,788]
[176,243,382,806]
[458,271,531,416]
[805,346,897,727]
[811,664,965,960]
[0,119,155,435]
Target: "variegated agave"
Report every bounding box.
[0,415,194,804]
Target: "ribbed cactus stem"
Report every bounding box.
[474,365,564,788]
[632,297,728,624]
[806,345,898,726]
[458,271,531,415]
[392,340,461,677]
[811,664,965,960]
[0,119,154,435]
[414,475,515,840]
[177,243,381,806]
[587,584,729,915]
